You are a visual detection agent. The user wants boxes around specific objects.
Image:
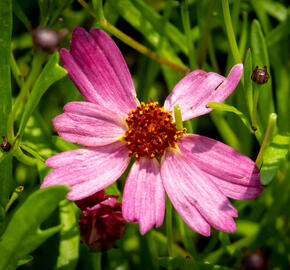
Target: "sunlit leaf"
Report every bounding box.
[0,186,69,270]
[260,134,290,185]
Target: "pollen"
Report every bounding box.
[123,102,186,160]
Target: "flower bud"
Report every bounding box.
[33,27,61,53]
[75,191,126,251]
[1,136,11,152]
[251,66,269,84]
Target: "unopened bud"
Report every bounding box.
[75,191,126,251]
[1,136,11,152]
[251,66,269,84]
[33,27,68,53]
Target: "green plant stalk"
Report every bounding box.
[14,148,36,166]
[181,0,196,70]
[238,11,248,60]
[208,32,220,73]
[166,195,173,257]
[174,105,183,131]
[256,113,277,168]
[77,0,188,74]
[91,252,102,270]
[251,86,260,131]
[196,0,215,68]
[10,50,24,88]
[5,186,24,213]
[221,0,242,64]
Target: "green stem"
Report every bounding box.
[197,0,215,68]
[181,0,196,70]
[77,0,188,74]
[238,11,248,60]
[221,0,242,64]
[10,50,24,88]
[251,86,260,131]
[14,148,36,166]
[5,186,24,213]
[91,252,102,270]
[208,32,220,73]
[166,195,173,257]
[255,113,277,168]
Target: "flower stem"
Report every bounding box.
[166,195,173,257]
[5,186,24,213]
[181,0,196,70]
[221,0,242,64]
[251,85,260,131]
[174,105,183,131]
[77,0,188,74]
[196,0,215,69]
[91,252,102,270]
[255,113,277,168]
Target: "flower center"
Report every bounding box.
[123,102,186,160]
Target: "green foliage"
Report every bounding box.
[0,186,69,270]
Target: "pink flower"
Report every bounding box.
[41,27,262,236]
[75,190,126,251]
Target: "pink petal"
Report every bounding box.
[41,141,130,200]
[60,27,139,116]
[53,101,127,147]
[164,64,243,120]
[178,134,262,199]
[122,158,165,235]
[161,149,237,235]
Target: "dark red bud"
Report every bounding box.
[251,66,269,84]
[1,136,11,152]
[76,191,126,251]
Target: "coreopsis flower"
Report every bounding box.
[75,190,126,251]
[41,27,262,236]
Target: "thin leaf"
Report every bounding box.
[260,134,290,185]
[0,186,70,270]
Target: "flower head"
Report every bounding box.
[41,27,262,236]
[75,190,126,251]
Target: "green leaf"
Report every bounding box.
[260,134,290,185]
[0,186,70,270]
[56,200,79,270]
[207,102,253,132]
[250,19,275,129]
[18,52,67,137]
[0,0,13,209]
